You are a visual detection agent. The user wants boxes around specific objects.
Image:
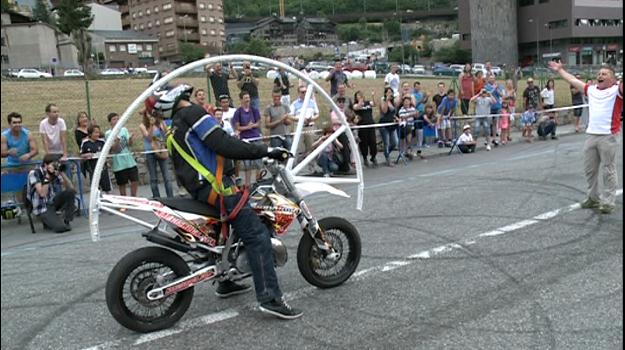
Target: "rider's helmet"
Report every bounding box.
[149,84,193,119]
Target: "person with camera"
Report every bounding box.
[26,153,76,233]
[235,61,260,111]
[148,83,303,319]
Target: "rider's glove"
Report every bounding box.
[267,147,291,160]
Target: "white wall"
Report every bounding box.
[88,3,122,31]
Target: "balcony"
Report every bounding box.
[174,2,196,14]
[177,16,198,28]
[179,32,200,42]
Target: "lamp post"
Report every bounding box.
[528,18,539,64]
[545,23,552,54]
[182,14,188,42]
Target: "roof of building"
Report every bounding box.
[89,30,158,42]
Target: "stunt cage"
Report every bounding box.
[88,55,364,242]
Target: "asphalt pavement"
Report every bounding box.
[1,123,622,350]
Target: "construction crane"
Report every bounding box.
[279,0,285,17]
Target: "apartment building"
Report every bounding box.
[110,0,225,63]
[459,0,623,67]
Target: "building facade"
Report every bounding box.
[112,0,225,63]
[226,16,338,48]
[459,0,623,67]
[90,30,159,68]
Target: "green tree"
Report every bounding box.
[179,42,206,64]
[1,0,14,13]
[230,37,273,57]
[33,0,53,24]
[433,42,471,63]
[55,0,93,75]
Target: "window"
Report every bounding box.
[162,3,171,10]
[155,20,160,26]
[119,44,126,52]
[163,16,173,24]
[199,3,205,9]
[109,44,117,52]
[200,16,206,22]
[201,29,207,35]
[202,42,208,46]
[159,47,163,52]
[132,12,137,19]
[210,29,216,36]
[136,44,143,51]
[208,4,213,9]
[209,16,215,23]
[218,18,223,23]
[548,19,568,29]
[140,24,144,30]
[165,30,175,37]
[147,21,152,28]
[138,11,142,17]
[219,30,225,36]
[519,0,534,6]
[133,25,138,30]
[146,9,150,15]
[146,44,152,51]
[154,6,159,13]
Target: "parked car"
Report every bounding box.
[449,64,464,74]
[373,61,389,73]
[100,68,127,76]
[412,65,426,74]
[432,65,456,76]
[305,61,333,72]
[63,69,84,77]
[131,67,159,76]
[16,68,53,79]
[491,66,503,76]
[343,62,371,72]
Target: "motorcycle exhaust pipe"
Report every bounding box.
[143,228,193,253]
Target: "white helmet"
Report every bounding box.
[153,84,193,119]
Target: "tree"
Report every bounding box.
[433,42,471,63]
[33,0,53,24]
[229,37,273,57]
[179,42,206,64]
[55,0,93,75]
[1,0,13,13]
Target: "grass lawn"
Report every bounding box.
[1,75,575,158]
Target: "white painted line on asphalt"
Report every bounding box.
[133,329,183,346]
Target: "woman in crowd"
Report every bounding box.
[139,108,174,198]
[353,90,377,167]
[378,87,399,167]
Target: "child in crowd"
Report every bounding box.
[422,103,438,146]
[521,107,536,143]
[398,96,417,160]
[499,99,511,145]
[80,125,112,194]
[312,125,343,177]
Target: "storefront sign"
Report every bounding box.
[568,46,580,52]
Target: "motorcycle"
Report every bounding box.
[102,155,361,333]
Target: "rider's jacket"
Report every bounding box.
[169,103,268,196]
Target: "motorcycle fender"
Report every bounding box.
[295,182,350,199]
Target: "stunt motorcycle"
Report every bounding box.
[102,156,361,333]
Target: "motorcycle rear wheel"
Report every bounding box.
[105,246,193,333]
[297,217,361,288]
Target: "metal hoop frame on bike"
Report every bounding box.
[88,55,364,242]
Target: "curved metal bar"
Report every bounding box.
[89,54,363,242]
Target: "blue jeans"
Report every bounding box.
[379,126,398,160]
[194,183,283,303]
[317,153,339,175]
[146,154,174,198]
[251,97,261,111]
[269,135,292,150]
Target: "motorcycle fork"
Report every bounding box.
[297,199,333,253]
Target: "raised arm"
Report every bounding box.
[548,61,585,91]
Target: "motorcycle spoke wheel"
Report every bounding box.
[297,217,361,289]
[123,263,177,321]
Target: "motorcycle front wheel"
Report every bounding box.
[297,217,361,288]
[105,246,193,333]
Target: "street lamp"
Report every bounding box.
[545,23,552,53]
[182,14,188,42]
[528,18,539,65]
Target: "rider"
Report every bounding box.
[148,84,303,320]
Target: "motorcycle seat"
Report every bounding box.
[156,198,221,218]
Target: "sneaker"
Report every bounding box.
[551,135,558,140]
[215,281,252,298]
[363,159,370,168]
[259,298,303,320]
[370,158,378,168]
[580,198,600,209]
[598,203,615,214]
[486,144,491,151]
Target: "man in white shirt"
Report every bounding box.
[384,64,401,98]
[290,86,320,170]
[456,124,476,153]
[39,103,68,159]
[550,61,623,214]
[218,94,236,135]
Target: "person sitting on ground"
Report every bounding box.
[1,112,38,166]
[536,113,558,140]
[27,153,76,233]
[456,124,477,153]
[312,125,343,177]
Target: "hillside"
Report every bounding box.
[224,0,457,19]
